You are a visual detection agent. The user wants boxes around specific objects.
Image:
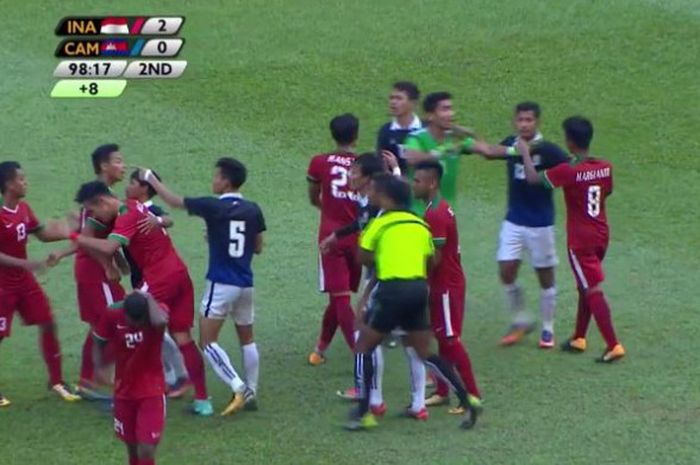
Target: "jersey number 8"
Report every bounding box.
[587,185,601,218]
[229,220,246,258]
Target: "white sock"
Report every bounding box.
[369,345,384,407]
[162,333,187,381]
[241,342,259,395]
[540,287,556,333]
[404,346,426,412]
[504,283,531,326]
[203,342,245,393]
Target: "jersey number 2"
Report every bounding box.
[587,185,601,217]
[229,221,246,258]
[330,166,348,199]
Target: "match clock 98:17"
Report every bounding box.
[54,60,126,78]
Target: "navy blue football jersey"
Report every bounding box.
[184,194,265,287]
[500,135,569,227]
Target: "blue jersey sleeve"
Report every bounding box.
[147,204,166,217]
[184,197,221,219]
[254,203,267,233]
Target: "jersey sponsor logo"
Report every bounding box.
[576,167,610,182]
[4,223,13,229]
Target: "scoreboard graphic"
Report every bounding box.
[51,16,186,98]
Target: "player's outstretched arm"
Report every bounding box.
[140,169,185,209]
[34,219,73,243]
[144,292,169,328]
[517,140,542,185]
[73,235,121,258]
[469,140,512,159]
[403,149,435,166]
[0,251,46,272]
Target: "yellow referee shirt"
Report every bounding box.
[359,211,434,281]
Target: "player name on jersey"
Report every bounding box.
[55,16,185,36]
[55,38,185,58]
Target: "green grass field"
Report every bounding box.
[1,0,699,464]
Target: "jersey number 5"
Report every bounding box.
[229,220,246,258]
[587,185,601,218]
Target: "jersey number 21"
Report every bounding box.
[229,220,246,258]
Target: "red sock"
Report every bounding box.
[586,291,618,350]
[574,291,592,339]
[80,331,94,384]
[139,459,154,465]
[178,341,208,400]
[442,339,480,398]
[333,294,355,351]
[317,301,337,352]
[40,327,62,386]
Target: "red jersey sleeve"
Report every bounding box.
[108,204,138,246]
[93,311,117,341]
[24,203,42,233]
[542,162,576,189]
[306,155,325,183]
[424,207,448,246]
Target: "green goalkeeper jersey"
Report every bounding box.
[403,128,475,213]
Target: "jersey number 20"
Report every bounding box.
[587,185,601,218]
[229,220,246,258]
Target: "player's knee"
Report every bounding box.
[39,321,56,333]
[171,331,191,346]
[536,267,555,288]
[499,262,518,284]
[137,444,156,459]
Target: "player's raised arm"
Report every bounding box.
[140,169,185,209]
[517,139,542,185]
[144,292,168,328]
[467,138,515,159]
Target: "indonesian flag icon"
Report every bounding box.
[100,17,129,34]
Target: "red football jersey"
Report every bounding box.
[543,158,613,249]
[108,200,187,282]
[94,307,166,399]
[424,198,465,289]
[0,202,41,289]
[307,152,359,242]
[74,208,113,282]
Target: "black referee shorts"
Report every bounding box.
[366,279,429,334]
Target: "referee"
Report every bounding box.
[346,174,477,431]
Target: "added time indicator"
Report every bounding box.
[53,60,127,78]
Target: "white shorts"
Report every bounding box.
[200,280,254,326]
[497,220,558,268]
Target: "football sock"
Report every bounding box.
[540,287,557,333]
[129,456,138,465]
[162,332,187,381]
[441,338,481,398]
[241,342,259,394]
[40,327,62,386]
[80,331,94,383]
[178,341,208,400]
[574,291,592,339]
[203,342,245,394]
[404,346,426,411]
[369,346,384,407]
[425,354,468,407]
[356,351,374,416]
[333,294,355,351]
[138,459,154,465]
[504,283,529,326]
[317,301,337,353]
[586,291,619,350]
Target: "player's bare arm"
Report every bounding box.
[517,139,543,185]
[144,292,169,328]
[140,169,185,209]
[359,248,375,267]
[307,180,321,209]
[74,235,122,258]
[0,251,46,272]
[403,149,435,166]
[470,140,512,158]
[255,233,264,255]
[114,251,131,276]
[33,220,72,242]
[137,214,173,235]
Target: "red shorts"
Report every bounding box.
[568,247,607,290]
[429,285,465,340]
[77,280,126,326]
[113,395,166,445]
[0,276,53,338]
[318,243,361,293]
[141,271,194,333]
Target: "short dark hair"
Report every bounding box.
[0,161,21,194]
[393,81,420,101]
[515,101,541,118]
[74,180,113,204]
[563,116,594,150]
[329,113,359,146]
[354,153,385,177]
[216,157,247,188]
[414,160,443,181]
[130,169,161,199]
[124,292,148,323]
[91,144,120,175]
[423,92,452,113]
[372,173,411,209]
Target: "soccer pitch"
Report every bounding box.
[1,0,699,464]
